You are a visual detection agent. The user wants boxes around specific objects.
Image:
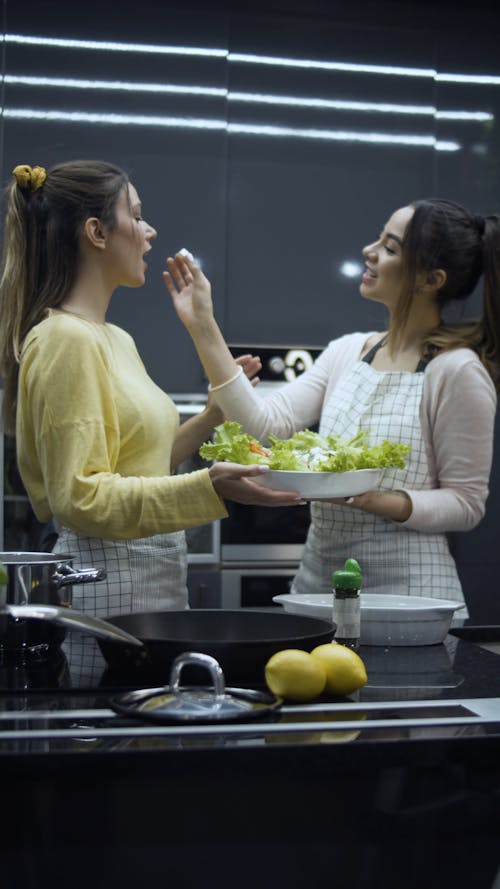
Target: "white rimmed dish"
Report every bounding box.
[253,468,383,499]
[272,593,465,646]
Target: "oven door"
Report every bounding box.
[172,394,220,565]
[221,500,310,563]
[220,565,298,609]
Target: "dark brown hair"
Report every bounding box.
[390,197,500,389]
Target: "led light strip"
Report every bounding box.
[2,33,500,86]
[2,33,227,58]
[229,51,435,78]
[3,75,492,123]
[3,107,460,150]
[3,74,226,97]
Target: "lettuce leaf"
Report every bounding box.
[199,421,271,465]
[199,421,411,472]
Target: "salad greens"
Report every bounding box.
[199,421,411,473]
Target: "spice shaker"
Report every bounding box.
[332,558,362,651]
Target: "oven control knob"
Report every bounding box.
[268,356,286,376]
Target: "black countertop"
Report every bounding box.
[3,628,500,889]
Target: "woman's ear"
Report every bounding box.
[426,268,447,291]
[83,217,107,250]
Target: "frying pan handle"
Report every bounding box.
[3,604,145,649]
[170,652,226,699]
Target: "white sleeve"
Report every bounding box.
[211,333,367,442]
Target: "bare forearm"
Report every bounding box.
[171,405,224,469]
[187,316,239,389]
[330,489,413,523]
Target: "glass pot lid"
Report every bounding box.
[110,651,282,724]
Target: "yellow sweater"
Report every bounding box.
[16,312,227,539]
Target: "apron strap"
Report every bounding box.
[363,335,428,373]
[362,335,388,365]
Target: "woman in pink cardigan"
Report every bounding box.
[165,198,499,607]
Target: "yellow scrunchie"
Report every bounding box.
[12,164,47,191]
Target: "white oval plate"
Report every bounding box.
[253,468,383,499]
[273,593,464,620]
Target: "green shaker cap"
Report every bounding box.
[333,558,362,589]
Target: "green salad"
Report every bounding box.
[199,421,411,473]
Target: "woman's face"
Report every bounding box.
[105,182,157,288]
[359,205,414,310]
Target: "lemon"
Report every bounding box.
[264,649,327,702]
[310,643,368,696]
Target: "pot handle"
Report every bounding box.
[4,603,145,650]
[52,564,107,588]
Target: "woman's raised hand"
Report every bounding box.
[163,250,252,389]
[163,251,213,332]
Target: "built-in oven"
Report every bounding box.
[219,344,323,608]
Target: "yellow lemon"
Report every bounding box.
[310,643,368,696]
[264,648,327,702]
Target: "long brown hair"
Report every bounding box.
[390,198,500,390]
[0,159,129,432]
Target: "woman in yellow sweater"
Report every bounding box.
[0,160,301,621]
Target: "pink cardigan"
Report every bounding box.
[211,332,497,533]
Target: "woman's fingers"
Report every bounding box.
[213,461,269,480]
[209,462,304,505]
[235,353,262,384]
[166,256,189,289]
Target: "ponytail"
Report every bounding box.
[397,199,500,391]
[421,215,500,390]
[479,215,500,388]
[0,179,34,434]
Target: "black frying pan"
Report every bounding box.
[3,605,335,685]
[98,609,335,684]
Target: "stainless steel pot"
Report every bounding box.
[0,552,106,652]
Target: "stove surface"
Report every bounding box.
[1,629,500,754]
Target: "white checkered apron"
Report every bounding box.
[53,529,188,686]
[291,360,464,603]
